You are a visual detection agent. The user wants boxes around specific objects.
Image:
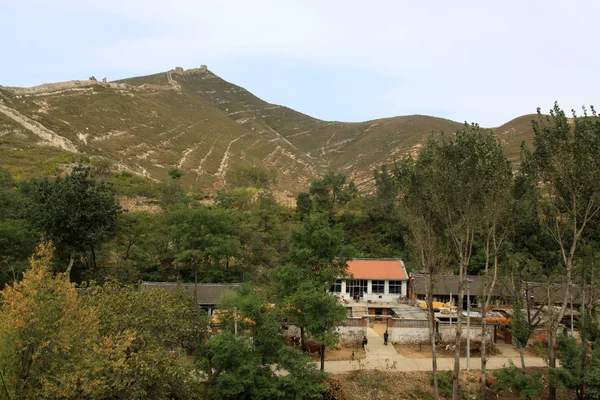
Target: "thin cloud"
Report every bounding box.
[1,0,598,125]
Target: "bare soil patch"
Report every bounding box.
[394,342,501,358]
[307,346,365,361]
[326,369,573,400]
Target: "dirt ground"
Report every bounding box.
[307,346,366,361]
[326,369,574,400]
[393,343,501,358]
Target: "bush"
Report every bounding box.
[493,361,544,400]
[431,371,453,398]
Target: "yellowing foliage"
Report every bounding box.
[0,242,133,399]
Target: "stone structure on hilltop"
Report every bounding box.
[200,65,208,73]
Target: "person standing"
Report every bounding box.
[383,330,389,346]
[362,335,368,349]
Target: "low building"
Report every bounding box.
[141,281,240,315]
[331,258,409,303]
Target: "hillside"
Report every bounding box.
[0,66,537,193]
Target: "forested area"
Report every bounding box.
[1,104,600,399]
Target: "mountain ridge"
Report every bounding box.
[0,66,537,193]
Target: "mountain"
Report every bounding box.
[0,66,537,194]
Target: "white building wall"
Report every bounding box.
[362,293,403,303]
[337,278,409,303]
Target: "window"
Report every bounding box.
[372,280,385,294]
[330,279,342,293]
[346,280,368,300]
[389,280,403,294]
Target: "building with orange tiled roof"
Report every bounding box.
[330,258,408,303]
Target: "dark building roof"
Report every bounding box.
[141,281,241,305]
[411,274,592,305]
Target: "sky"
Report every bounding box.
[1,0,599,126]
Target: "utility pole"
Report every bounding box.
[234,306,238,336]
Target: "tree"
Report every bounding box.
[270,213,351,370]
[477,133,513,399]
[0,219,37,287]
[309,172,357,224]
[554,335,585,399]
[511,299,533,371]
[209,285,327,400]
[296,192,312,221]
[526,103,600,400]
[237,193,293,281]
[168,167,183,180]
[396,156,452,400]
[85,281,204,399]
[400,124,512,400]
[0,242,132,399]
[171,207,241,285]
[227,165,278,190]
[28,166,121,276]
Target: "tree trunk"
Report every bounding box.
[453,281,465,400]
[90,245,97,269]
[548,327,556,400]
[518,342,526,371]
[65,248,75,277]
[426,271,439,400]
[480,313,488,400]
[320,344,325,371]
[194,263,199,305]
[300,326,306,352]
[0,369,11,400]
[123,240,134,261]
[429,296,439,400]
[580,284,587,400]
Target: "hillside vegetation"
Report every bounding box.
[1,67,537,193]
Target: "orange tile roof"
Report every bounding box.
[345,259,407,280]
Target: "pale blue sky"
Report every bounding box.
[2,0,599,126]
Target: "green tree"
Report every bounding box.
[399,124,512,400]
[167,167,183,180]
[227,165,278,190]
[526,103,600,400]
[511,299,533,371]
[237,194,293,281]
[396,156,452,400]
[171,207,241,285]
[210,285,326,400]
[553,335,585,399]
[0,219,37,287]
[296,192,312,221]
[270,213,351,370]
[309,172,357,224]
[28,166,121,277]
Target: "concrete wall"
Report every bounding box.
[336,326,367,346]
[439,324,494,344]
[387,322,493,344]
[389,326,430,343]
